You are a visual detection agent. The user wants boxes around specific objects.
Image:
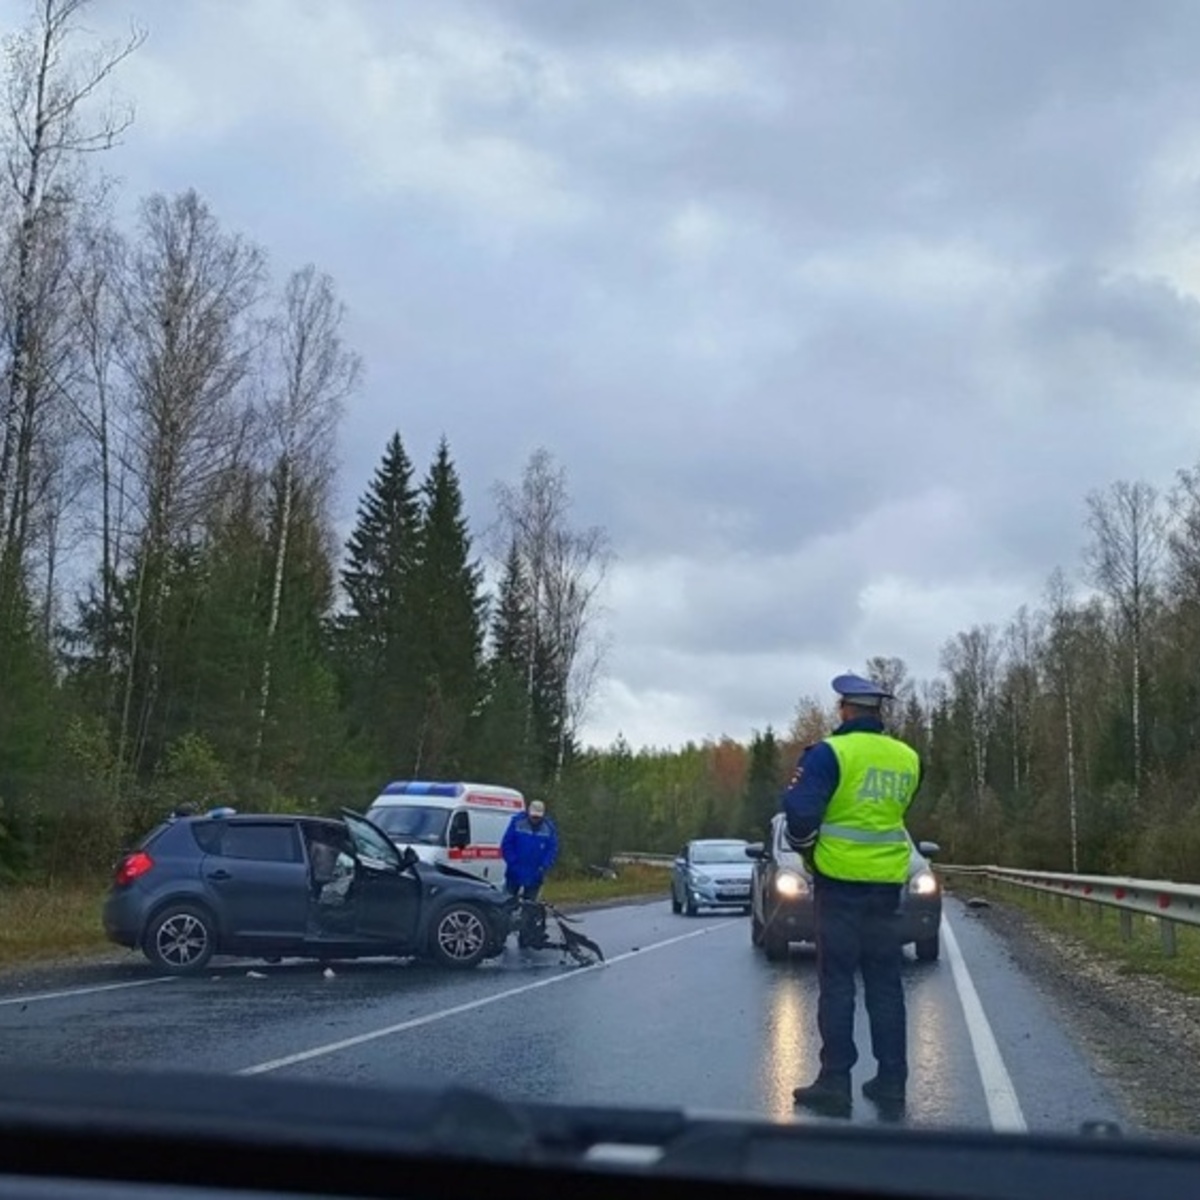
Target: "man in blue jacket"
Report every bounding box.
[501,800,559,949]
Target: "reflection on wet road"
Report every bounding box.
[0,896,1127,1135]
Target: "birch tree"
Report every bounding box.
[1043,569,1081,869]
[1001,605,1041,796]
[253,265,359,772]
[114,189,264,778]
[493,448,612,778]
[1084,480,1164,799]
[0,0,143,634]
[940,624,1000,808]
[65,216,126,676]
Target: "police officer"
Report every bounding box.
[784,673,922,1117]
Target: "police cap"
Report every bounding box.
[831,673,894,707]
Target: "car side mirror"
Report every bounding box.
[744,843,765,860]
[674,856,686,868]
[400,845,419,870]
[448,826,469,850]
[918,840,940,858]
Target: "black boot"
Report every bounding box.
[862,1074,906,1119]
[792,1072,852,1117]
[862,1074,905,1102]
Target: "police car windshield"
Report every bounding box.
[369,805,450,845]
[691,844,749,864]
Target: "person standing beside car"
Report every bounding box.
[784,673,923,1118]
[501,800,558,901]
[501,800,559,946]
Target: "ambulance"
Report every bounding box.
[363,781,526,886]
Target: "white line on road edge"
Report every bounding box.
[942,917,1027,1133]
[238,920,735,1076]
[0,975,174,1008]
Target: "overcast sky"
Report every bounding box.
[18,0,1200,750]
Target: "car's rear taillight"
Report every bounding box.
[114,850,154,887]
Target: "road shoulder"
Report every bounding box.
[967,894,1200,1139]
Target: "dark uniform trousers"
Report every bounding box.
[813,871,907,1082]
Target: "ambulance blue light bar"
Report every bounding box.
[380,781,464,798]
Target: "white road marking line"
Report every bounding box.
[0,975,174,1008]
[238,920,735,1076]
[942,915,1027,1133]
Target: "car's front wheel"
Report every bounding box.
[429,903,490,969]
[670,887,682,915]
[914,934,940,962]
[144,903,217,975]
[751,908,764,946]
[764,929,790,962]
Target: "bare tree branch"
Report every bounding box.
[1084,479,1164,798]
[0,0,143,631]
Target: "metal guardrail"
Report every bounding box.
[939,864,1200,957]
[611,853,676,868]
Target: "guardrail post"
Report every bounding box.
[1161,918,1177,958]
[1119,910,1133,942]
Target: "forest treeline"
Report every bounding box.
[1,3,1196,885]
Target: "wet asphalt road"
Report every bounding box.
[0,896,1128,1134]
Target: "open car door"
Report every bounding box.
[340,810,422,946]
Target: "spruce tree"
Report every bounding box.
[409,438,484,777]
[491,539,529,669]
[470,538,537,787]
[743,726,781,837]
[335,432,423,777]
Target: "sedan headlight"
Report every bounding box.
[909,870,939,896]
[775,870,808,898]
[690,872,711,887]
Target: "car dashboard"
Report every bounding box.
[0,1066,1196,1200]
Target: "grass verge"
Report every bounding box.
[954,877,1200,996]
[542,863,670,906]
[0,882,110,969]
[0,865,671,970]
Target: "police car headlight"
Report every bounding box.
[909,870,939,896]
[775,870,808,899]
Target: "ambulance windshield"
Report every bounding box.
[369,805,451,846]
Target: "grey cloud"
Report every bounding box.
[75,0,1200,746]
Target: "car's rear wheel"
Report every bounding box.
[144,903,216,975]
[764,929,790,962]
[915,934,940,962]
[429,903,489,969]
